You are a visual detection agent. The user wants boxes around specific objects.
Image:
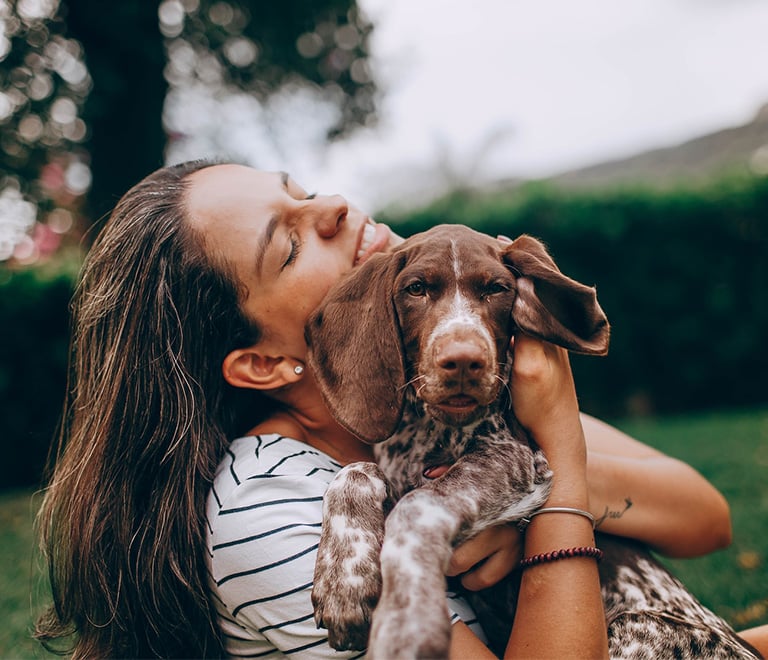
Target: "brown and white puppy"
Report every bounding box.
[307,225,758,660]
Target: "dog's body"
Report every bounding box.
[307,225,759,659]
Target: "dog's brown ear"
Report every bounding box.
[503,235,610,355]
[306,251,407,442]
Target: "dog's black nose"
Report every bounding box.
[435,339,487,377]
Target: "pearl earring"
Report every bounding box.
[294,365,304,375]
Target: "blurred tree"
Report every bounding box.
[0,0,91,261]
[1,0,376,257]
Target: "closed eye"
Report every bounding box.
[282,234,303,269]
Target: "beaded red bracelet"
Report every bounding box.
[519,546,604,570]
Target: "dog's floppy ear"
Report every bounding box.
[503,235,610,355]
[306,251,407,442]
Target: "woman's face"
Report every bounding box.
[186,164,397,361]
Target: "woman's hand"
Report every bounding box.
[447,525,523,590]
[510,333,584,464]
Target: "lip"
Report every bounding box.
[354,218,392,266]
[433,395,479,415]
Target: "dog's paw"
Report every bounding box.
[367,590,451,660]
[532,448,553,484]
[312,551,381,651]
[312,575,379,650]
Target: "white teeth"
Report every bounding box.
[356,223,376,261]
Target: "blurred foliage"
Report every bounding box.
[3,175,767,489]
[172,0,376,139]
[0,254,77,490]
[1,0,377,258]
[382,174,768,419]
[0,0,91,262]
[0,0,90,193]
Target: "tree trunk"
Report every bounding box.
[64,0,168,230]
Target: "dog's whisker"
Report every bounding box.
[400,374,425,392]
[491,373,514,408]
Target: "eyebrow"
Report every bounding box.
[254,172,290,276]
[255,214,278,277]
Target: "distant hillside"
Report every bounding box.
[548,102,768,190]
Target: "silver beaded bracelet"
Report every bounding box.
[516,506,595,532]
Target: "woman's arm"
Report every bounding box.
[582,414,732,557]
[447,410,733,592]
[739,624,768,657]
[502,334,608,658]
[448,335,609,657]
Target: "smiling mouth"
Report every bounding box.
[356,221,376,263]
[354,219,390,265]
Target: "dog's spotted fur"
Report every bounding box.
[308,225,760,659]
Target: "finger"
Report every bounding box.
[460,543,520,591]
[446,527,499,576]
[446,526,522,577]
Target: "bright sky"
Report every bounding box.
[168,0,768,212]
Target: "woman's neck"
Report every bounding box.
[249,382,375,465]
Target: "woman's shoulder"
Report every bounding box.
[207,433,341,519]
[217,433,341,485]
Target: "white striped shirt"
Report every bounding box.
[206,434,485,658]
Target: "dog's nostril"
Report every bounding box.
[436,343,487,374]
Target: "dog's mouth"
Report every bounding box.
[435,394,478,413]
[428,395,482,424]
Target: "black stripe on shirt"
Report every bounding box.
[217,544,319,586]
[219,495,323,515]
[283,637,330,655]
[226,647,279,658]
[232,581,313,616]
[258,611,315,633]
[226,446,242,485]
[265,450,314,474]
[213,521,322,551]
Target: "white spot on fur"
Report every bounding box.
[426,288,494,359]
[451,239,462,281]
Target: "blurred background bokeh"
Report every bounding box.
[1,0,767,652]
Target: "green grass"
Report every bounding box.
[1,408,766,657]
[616,407,768,630]
[0,488,49,659]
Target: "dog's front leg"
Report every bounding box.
[368,443,551,659]
[312,461,391,651]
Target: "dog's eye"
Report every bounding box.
[484,282,509,297]
[406,281,427,297]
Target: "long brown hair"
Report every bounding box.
[35,160,263,658]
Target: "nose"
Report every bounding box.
[434,338,488,380]
[313,194,348,237]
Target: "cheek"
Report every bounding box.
[301,267,345,309]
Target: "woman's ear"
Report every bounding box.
[222,347,303,390]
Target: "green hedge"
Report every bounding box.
[2,175,767,489]
[0,261,76,491]
[382,175,768,419]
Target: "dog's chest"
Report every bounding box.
[373,403,509,500]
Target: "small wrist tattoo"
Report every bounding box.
[594,497,633,529]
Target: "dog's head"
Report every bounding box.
[306,225,609,442]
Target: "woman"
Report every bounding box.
[36,160,734,658]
